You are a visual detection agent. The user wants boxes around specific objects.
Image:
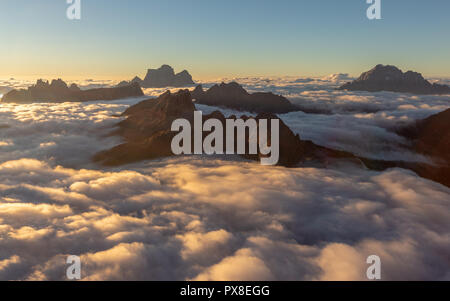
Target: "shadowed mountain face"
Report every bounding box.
[192,82,299,114]
[94,89,356,167]
[119,65,195,88]
[94,90,195,165]
[117,90,196,142]
[413,109,450,163]
[339,65,450,95]
[393,109,450,187]
[1,79,144,103]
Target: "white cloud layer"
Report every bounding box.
[0,158,449,280]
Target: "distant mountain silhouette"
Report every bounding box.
[2,79,144,103]
[192,82,299,114]
[339,65,450,95]
[118,65,195,88]
[94,89,357,167]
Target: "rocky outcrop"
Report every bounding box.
[94,89,355,167]
[119,65,195,88]
[1,79,144,103]
[192,82,299,114]
[393,109,450,187]
[339,65,450,95]
[118,89,195,141]
[95,90,450,188]
[116,81,131,88]
[131,76,143,84]
[397,109,450,163]
[191,84,205,99]
[77,83,144,101]
[414,110,450,163]
[94,90,194,165]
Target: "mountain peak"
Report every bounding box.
[339,65,450,94]
[195,82,298,114]
[130,65,195,88]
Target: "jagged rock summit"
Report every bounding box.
[94,90,196,165]
[192,82,299,114]
[339,64,450,95]
[119,65,195,88]
[1,79,144,103]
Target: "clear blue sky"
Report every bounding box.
[0,0,449,80]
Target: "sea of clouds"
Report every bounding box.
[0,77,449,280]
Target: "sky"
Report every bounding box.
[0,0,449,80]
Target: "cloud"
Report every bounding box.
[192,248,274,281]
[0,100,145,167]
[0,157,449,280]
[322,73,353,83]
